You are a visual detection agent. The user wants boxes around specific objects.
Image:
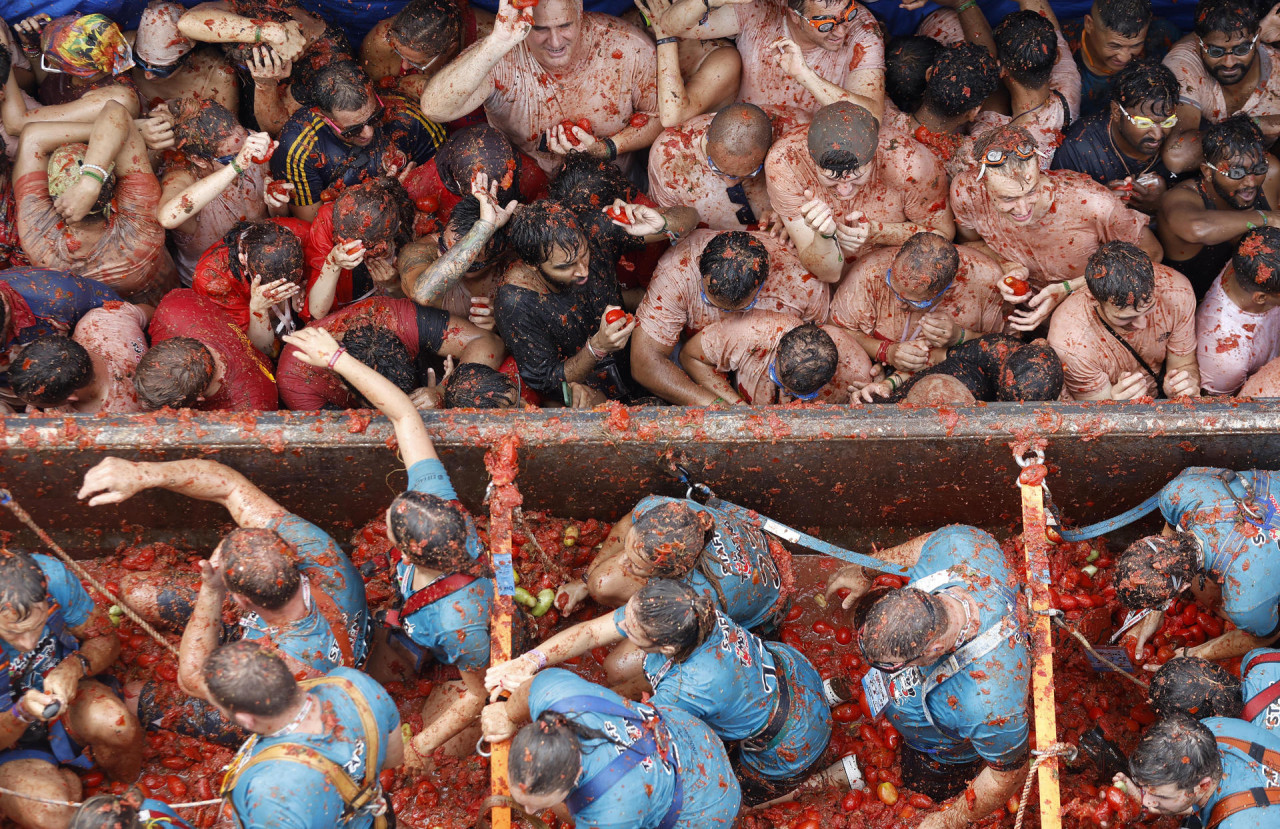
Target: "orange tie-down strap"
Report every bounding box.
[486,435,523,829]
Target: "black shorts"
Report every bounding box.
[899,742,986,803]
[136,680,249,747]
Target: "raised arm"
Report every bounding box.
[77,458,287,528]
[412,174,517,306]
[419,0,529,123]
[824,531,931,609]
[156,134,273,229]
[2,66,139,137]
[656,0,745,40]
[178,2,306,61]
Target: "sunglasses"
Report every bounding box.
[884,267,952,311]
[1199,33,1259,59]
[700,280,763,312]
[769,359,824,401]
[392,41,451,74]
[320,93,385,141]
[1215,160,1269,180]
[135,51,186,78]
[1118,103,1177,131]
[793,2,856,33]
[725,181,758,228]
[707,154,764,181]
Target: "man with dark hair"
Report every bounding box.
[277,296,501,410]
[885,36,943,116]
[952,124,1160,331]
[856,333,1065,403]
[1149,656,1246,720]
[141,290,279,411]
[830,232,1006,376]
[443,362,521,409]
[0,549,144,829]
[1061,0,1181,119]
[985,9,1082,164]
[1159,115,1280,299]
[1116,714,1280,827]
[1049,241,1199,399]
[679,312,874,404]
[825,524,1030,826]
[304,181,403,320]
[1164,0,1280,147]
[1197,226,1280,395]
[9,336,94,411]
[273,59,445,222]
[205,642,402,829]
[632,228,830,405]
[766,101,953,284]
[361,0,469,100]
[1052,61,1180,214]
[649,103,777,232]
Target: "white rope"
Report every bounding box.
[1013,743,1075,829]
[0,783,220,810]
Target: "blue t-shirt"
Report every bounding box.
[615,607,829,781]
[633,495,781,631]
[528,669,740,829]
[0,555,93,691]
[396,458,492,670]
[1159,469,1280,637]
[1242,648,1280,731]
[240,514,371,670]
[0,268,119,354]
[138,797,195,829]
[229,668,400,829]
[881,525,1030,769]
[1194,718,1280,829]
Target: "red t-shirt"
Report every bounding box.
[148,290,279,411]
[191,217,311,329]
[401,150,550,227]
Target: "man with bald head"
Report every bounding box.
[766,102,954,283]
[419,0,662,173]
[831,232,1006,377]
[649,104,777,231]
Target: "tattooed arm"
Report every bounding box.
[411,219,497,306]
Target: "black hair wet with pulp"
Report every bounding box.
[896,232,960,296]
[203,641,300,718]
[331,184,401,249]
[9,336,92,406]
[995,11,1058,89]
[630,578,718,663]
[886,36,942,115]
[300,59,372,114]
[1128,713,1222,791]
[0,550,49,622]
[1111,61,1179,113]
[549,151,634,209]
[807,102,879,175]
[443,362,518,409]
[171,99,242,159]
[921,42,1001,118]
[1232,226,1280,294]
[997,341,1064,402]
[388,491,477,571]
[777,323,837,396]
[1150,656,1244,720]
[1093,0,1152,38]
[1084,241,1156,308]
[220,528,301,611]
[226,220,305,287]
[435,124,521,200]
[134,337,215,410]
[390,0,462,56]
[1115,532,1200,609]
[1193,0,1258,39]
[699,231,770,306]
[859,587,941,666]
[342,324,417,399]
[1203,114,1265,167]
[505,201,585,269]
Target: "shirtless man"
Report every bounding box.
[419,0,662,174]
[1048,240,1200,400]
[766,101,953,283]
[131,1,238,114]
[951,124,1159,331]
[636,0,740,126]
[657,0,884,122]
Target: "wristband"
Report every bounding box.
[1260,210,1270,226]
[886,375,899,392]
[72,651,92,676]
[328,347,346,369]
[955,329,966,347]
[231,158,245,175]
[655,36,680,46]
[10,704,33,724]
[80,162,110,182]
[80,168,104,184]
[876,341,890,364]
[586,340,605,360]
[528,649,548,669]
[254,24,263,43]
[1248,220,1258,231]
[712,396,727,405]
[956,0,977,11]
[603,137,618,161]
[1061,280,1073,296]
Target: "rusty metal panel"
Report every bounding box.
[1,400,1278,555]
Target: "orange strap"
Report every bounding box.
[309,584,356,668]
[1205,736,1280,829]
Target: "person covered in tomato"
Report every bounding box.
[361,0,478,101]
[138,289,279,411]
[1148,652,1280,733]
[418,0,662,175]
[487,578,831,805]
[1116,466,1280,663]
[130,1,239,115]
[275,296,503,410]
[765,102,954,285]
[442,362,523,409]
[192,219,310,356]
[204,642,403,829]
[1048,241,1200,400]
[0,267,118,382]
[0,550,144,829]
[824,525,1031,828]
[1059,0,1181,121]
[69,788,194,829]
[951,124,1161,333]
[1115,713,1280,828]
[680,314,874,405]
[304,179,407,321]
[77,454,371,746]
[13,13,142,115]
[480,668,740,829]
[1196,226,1280,397]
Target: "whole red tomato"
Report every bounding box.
[605,309,627,325]
[415,194,439,214]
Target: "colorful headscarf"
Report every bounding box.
[40,14,135,78]
[47,143,114,218]
[135,2,195,67]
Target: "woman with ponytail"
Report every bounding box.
[282,325,494,771]
[70,786,193,829]
[486,578,831,805]
[481,668,740,829]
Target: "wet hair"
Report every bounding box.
[859,587,944,666]
[219,528,301,610]
[549,152,633,209]
[632,500,711,578]
[1203,114,1265,167]
[973,125,1040,178]
[302,59,372,114]
[1084,241,1156,308]
[342,324,417,398]
[170,99,243,159]
[134,337,215,410]
[1115,532,1200,609]
[448,194,484,237]
[886,36,942,115]
[699,231,770,306]
[505,201,585,269]
[1150,657,1243,719]
[203,641,300,717]
[70,793,142,829]
[904,374,977,405]
[0,44,11,90]
[997,341,1064,401]
[629,578,718,663]
[510,711,612,797]
[1128,713,1222,791]
[9,336,92,406]
[921,42,1001,118]
[331,184,400,250]
[226,220,305,287]
[807,102,879,175]
[1232,226,1280,294]
[435,125,520,200]
[895,232,960,296]
[1193,0,1259,39]
[443,362,518,409]
[1092,0,1152,38]
[1111,61,1179,114]
[0,550,50,621]
[390,0,462,58]
[994,11,1058,89]
[776,323,837,396]
[706,103,774,154]
[388,491,479,571]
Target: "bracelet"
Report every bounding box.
[1061,280,1073,296]
[586,340,605,360]
[70,651,92,677]
[80,162,110,182]
[876,341,890,364]
[230,158,245,175]
[1248,220,1258,231]
[80,168,104,184]
[956,0,977,11]
[528,649,548,670]
[655,36,680,46]
[712,396,727,405]
[818,232,835,239]
[254,24,263,43]
[887,374,901,392]
[9,704,33,725]
[328,347,346,369]
[1260,209,1270,227]
[603,137,618,161]
[955,329,966,347]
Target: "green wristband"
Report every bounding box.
[80,168,104,184]
[956,0,978,12]
[1061,280,1073,296]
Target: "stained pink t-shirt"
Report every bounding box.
[1164,37,1280,142]
[1047,264,1197,398]
[1241,355,1280,396]
[950,167,1148,291]
[1196,270,1280,396]
[696,310,872,403]
[648,114,770,231]
[484,13,658,173]
[71,301,148,413]
[636,228,829,347]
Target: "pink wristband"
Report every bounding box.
[328,347,346,369]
